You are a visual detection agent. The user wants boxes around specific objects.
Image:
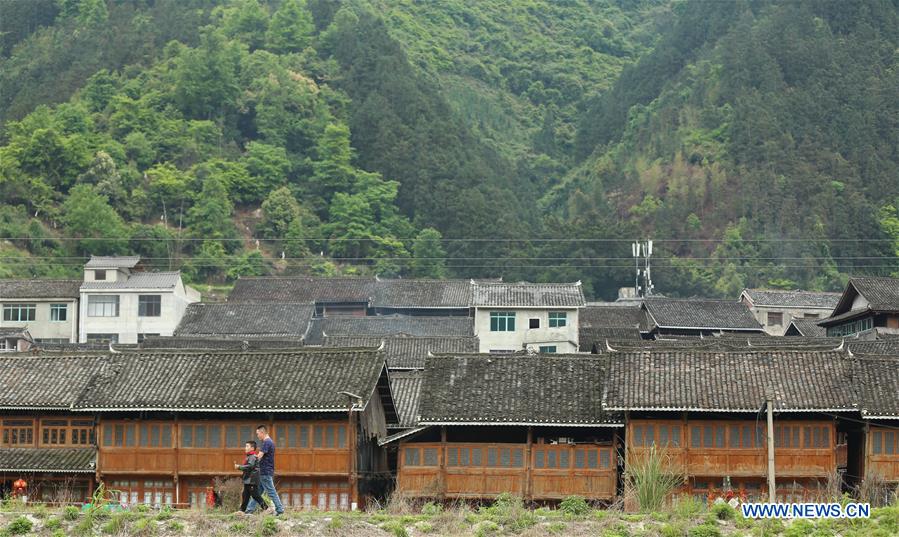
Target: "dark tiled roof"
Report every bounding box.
[604,351,857,412]
[140,336,305,351]
[85,256,141,268]
[786,318,827,337]
[643,298,762,331]
[0,448,96,473]
[0,355,108,409]
[389,370,422,428]
[74,349,387,412]
[471,282,585,308]
[315,315,473,341]
[418,353,620,426]
[80,271,182,290]
[0,279,82,299]
[847,277,899,311]
[579,327,642,349]
[580,304,646,328]
[174,303,314,338]
[847,339,899,355]
[742,289,840,309]
[853,357,899,418]
[0,327,30,337]
[322,334,480,369]
[228,277,377,303]
[372,279,471,308]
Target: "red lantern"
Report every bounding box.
[206,486,215,508]
[12,479,26,496]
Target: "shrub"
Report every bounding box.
[45,517,63,531]
[625,446,684,512]
[64,505,81,520]
[133,517,157,536]
[155,506,174,520]
[101,513,127,534]
[475,520,500,537]
[213,476,243,512]
[168,519,185,533]
[687,523,722,537]
[260,515,278,536]
[659,522,685,537]
[421,501,443,516]
[6,516,33,535]
[230,521,249,533]
[559,495,591,517]
[709,502,735,521]
[481,494,537,531]
[381,520,409,537]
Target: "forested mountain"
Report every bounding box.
[1,0,897,299]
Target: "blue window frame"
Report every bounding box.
[548,312,567,328]
[490,312,515,331]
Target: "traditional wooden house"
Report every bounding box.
[605,350,856,501]
[739,289,840,335]
[392,353,621,502]
[819,277,899,338]
[229,277,377,317]
[0,354,108,502]
[71,349,397,509]
[852,355,899,486]
[370,279,473,317]
[579,303,647,352]
[641,298,763,338]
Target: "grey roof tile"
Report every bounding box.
[853,356,899,418]
[74,349,388,412]
[742,289,841,309]
[313,315,473,343]
[786,318,827,337]
[174,303,314,338]
[322,334,479,369]
[847,277,899,311]
[80,272,182,290]
[371,279,471,308]
[228,277,377,303]
[643,298,762,331]
[140,336,305,350]
[85,256,142,269]
[472,281,585,308]
[0,448,96,473]
[418,353,620,426]
[604,351,858,412]
[389,370,423,428]
[0,279,82,299]
[0,355,108,409]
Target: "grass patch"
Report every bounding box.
[259,515,278,536]
[63,505,81,520]
[559,495,591,517]
[381,519,409,537]
[687,523,721,537]
[625,446,684,513]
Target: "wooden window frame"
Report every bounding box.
[40,418,95,447]
[1,418,35,447]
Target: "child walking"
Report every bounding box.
[235,440,268,514]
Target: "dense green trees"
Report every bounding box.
[1,0,898,297]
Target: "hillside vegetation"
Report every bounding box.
[1,0,898,299]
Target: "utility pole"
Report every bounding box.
[766,390,776,502]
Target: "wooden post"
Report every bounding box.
[173,416,180,506]
[524,427,533,501]
[439,427,447,499]
[766,394,776,503]
[349,406,358,510]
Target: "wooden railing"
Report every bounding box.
[398,442,616,500]
[627,420,837,478]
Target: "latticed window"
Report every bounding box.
[490,312,516,331]
[548,312,567,327]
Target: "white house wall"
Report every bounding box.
[0,299,78,342]
[473,307,579,353]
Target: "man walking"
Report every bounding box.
[245,424,284,516]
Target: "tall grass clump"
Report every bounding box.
[625,445,684,512]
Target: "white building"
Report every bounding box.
[79,256,200,344]
[0,279,82,343]
[471,281,585,353]
[739,288,840,335]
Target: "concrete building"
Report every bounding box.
[471,281,584,353]
[79,256,200,344]
[739,289,840,335]
[0,279,82,343]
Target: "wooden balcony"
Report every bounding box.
[398,442,616,501]
[627,420,836,479]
